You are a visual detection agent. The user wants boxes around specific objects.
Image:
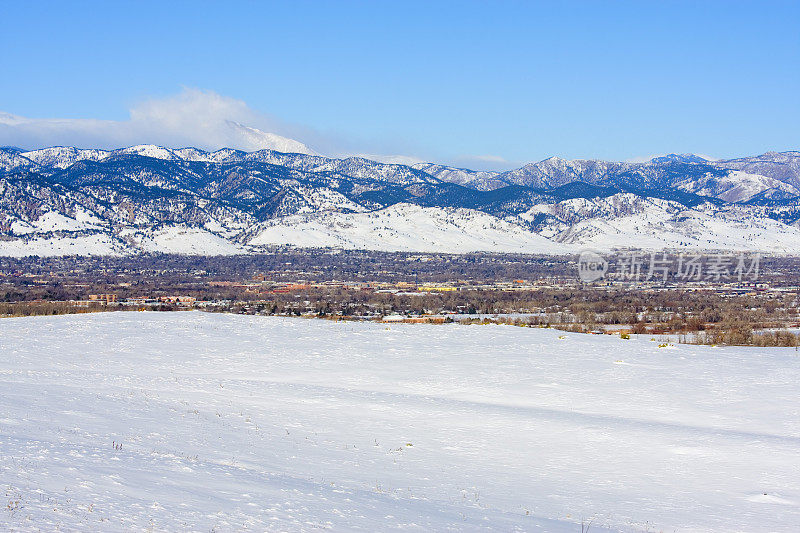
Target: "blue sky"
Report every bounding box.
[1,0,798,168]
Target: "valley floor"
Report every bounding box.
[1,313,799,531]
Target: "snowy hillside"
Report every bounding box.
[514,194,800,253]
[719,151,800,189]
[249,203,573,253]
[1,312,799,531]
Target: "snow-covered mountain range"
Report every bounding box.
[1,145,799,255]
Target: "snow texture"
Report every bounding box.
[1,312,799,531]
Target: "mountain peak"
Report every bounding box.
[646,153,712,164]
[225,121,316,155]
[121,145,178,159]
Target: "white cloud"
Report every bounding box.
[448,154,515,172]
[0,88,315,154]
[0,88,517,169]
[465,154,508,163]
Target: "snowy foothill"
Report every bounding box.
[1,312,799,531]
[248,204,575,254]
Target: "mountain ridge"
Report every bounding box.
[1,145,799,256]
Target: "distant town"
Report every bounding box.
[2,249,800,346]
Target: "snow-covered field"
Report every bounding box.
[1,313,799,532]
